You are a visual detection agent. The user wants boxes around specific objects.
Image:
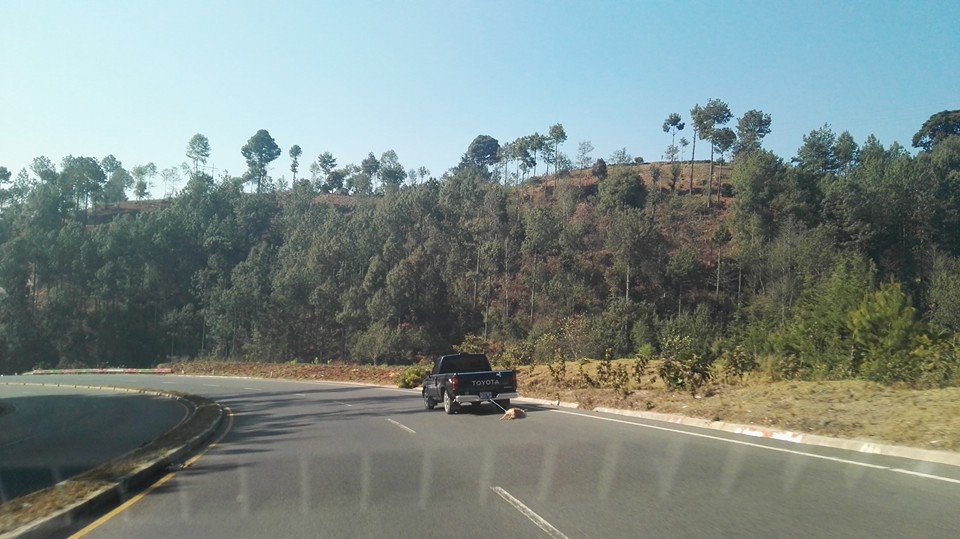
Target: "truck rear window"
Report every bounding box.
[438,355,491,373]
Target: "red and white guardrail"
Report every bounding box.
[25,368,174,375]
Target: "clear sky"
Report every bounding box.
[2,0,958,195]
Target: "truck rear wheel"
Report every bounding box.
[423,392,436,410]
[443,391,459,414]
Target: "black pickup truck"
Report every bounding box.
[421,353,518,414]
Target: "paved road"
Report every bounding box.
[15,374,960,538]
[0,382,189,501]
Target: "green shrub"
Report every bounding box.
[596,348,614,387]
[497,341,534,367]
[655,330,715,392]
[397,364,430,389]
[575,359,594,388]
[910,334,958,389]
[632,354,650,385]
[546,348,567,386]
[454,334,486,354]
[716,345,756,382]
[612,364,630,397]
[658,354,711,393]
[776,353,804,380]
[848,281,926,384]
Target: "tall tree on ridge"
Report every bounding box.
[314,151,337,188]
[734,110,772,157]
[131,162,156,201]
[912,109,960,152]
[379,150,406,193]
[548,123,567,177]
[662,113,685,161]
[689,103,703,193]
[695,99,732,205]
[289,145,303,183]
[711,127,737,201]
[462,134,501,170]
[101,155,122,177]
[794,124,839,176]
[834,131,859,174]
[576,141,594,170]
[186,133,211,174]
[241,129,281,193]
[527,133,546,176]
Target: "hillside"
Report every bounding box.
[2,138,958,400]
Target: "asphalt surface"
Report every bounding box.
[8,374,960,538]
[0,383,189,502]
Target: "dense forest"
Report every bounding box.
[1,107,959,389]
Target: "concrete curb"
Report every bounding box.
[515,396,581,409]
[592,406,960,468]
[0,382,225,539]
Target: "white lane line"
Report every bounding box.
[491,486,570,539]
[203,384,220,387]
[334,401,353,407]
[551,410,891,468]
[243,387,259,391]
[891,469,960,484]
[385,418,416,434]
[551,410,960,484]
[294,393,306,397]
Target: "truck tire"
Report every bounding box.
[423,392,436,410]
[443,390,459,414]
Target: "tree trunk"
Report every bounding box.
[473,243,481,311]
[625,261,631,301]
[503,236,510,319]
[689,129,697,194]
[717,160,724,205]
[737,264,743,305]
[715,255,721,302]
[707,145,714,208]
[530,254,537,322]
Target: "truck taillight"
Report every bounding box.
[510,372,517,387]
[449,376,459,391]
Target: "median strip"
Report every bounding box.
[0,382,225,538]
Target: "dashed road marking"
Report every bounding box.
[491,486,570,539]
[385,418,416,434]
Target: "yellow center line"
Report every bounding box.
[69,406,235,538]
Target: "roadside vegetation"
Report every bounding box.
[2,108,960,432]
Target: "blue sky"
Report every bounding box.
[2,0,958,194]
